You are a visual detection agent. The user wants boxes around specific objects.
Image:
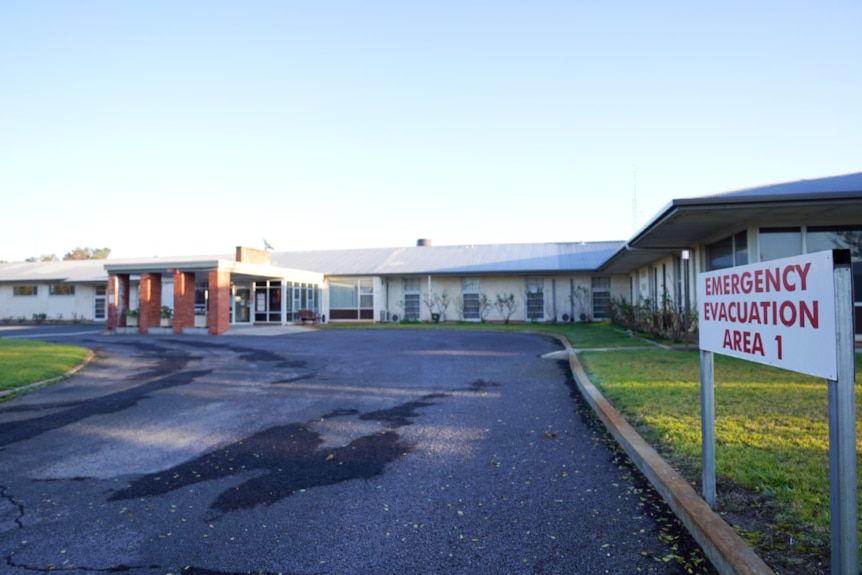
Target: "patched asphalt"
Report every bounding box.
[0,327,713,574]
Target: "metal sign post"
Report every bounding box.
[700,349,715,508]
[827,251,857,575]
[697,249,857,574]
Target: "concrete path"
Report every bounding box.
[0,328,710,574]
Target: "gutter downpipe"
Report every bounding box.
[552,278,557,322]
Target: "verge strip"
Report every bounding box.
[567,351,775,575]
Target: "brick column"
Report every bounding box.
[208,270,231,335]
[173,270,195,335]
[106,274,130,331]
[139,273,162,334]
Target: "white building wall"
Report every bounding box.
[383,274,606,323]
[0,284,101,322]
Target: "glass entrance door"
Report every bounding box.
[94,285,107,322]
[233,287,252,323]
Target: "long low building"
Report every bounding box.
[2,171,861,336]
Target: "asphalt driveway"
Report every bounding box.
[0,328,707,574]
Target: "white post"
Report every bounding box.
[828,250,857,575]
[682,250,691,333]
[700,349,716,507]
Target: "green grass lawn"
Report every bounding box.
[0,339,90,392]
[578,347,862,561]
[324,319,643,348]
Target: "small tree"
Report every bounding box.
[478,293,493,323]
[423,291,452,322]
[494,292,518,324]
[452,295,464,321]
[422,291,435,318]
[570,285,591,321]
[434,292,452,322]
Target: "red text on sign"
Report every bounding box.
[704,262,812,296]
[722,329,765,356]
[703,300,818,328]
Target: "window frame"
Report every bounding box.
[525,277,544,320]
[591,276,611,320]
[13,285,38,296]
[461,278,481,321]
[49,284,75,296]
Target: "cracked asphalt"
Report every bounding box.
[0,326,709,574]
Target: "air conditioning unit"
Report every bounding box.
[379,310,390,323]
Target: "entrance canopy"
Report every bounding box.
[104,247,323,335]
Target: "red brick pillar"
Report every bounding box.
[208,270,230,335]
[107,274,130,331]
[173,271,195,335]
[139,273,162,334]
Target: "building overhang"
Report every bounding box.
[600,189,862,274]
[104,259,323,283]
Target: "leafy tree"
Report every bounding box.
[494,292,518,324]
[63,247,111,260]
[422,291,452,321]
[478,293,493,322]
[569,285,591,321]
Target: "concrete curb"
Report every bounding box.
[565,351,775,575]
[0,348,95,399]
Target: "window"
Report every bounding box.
[734,231,749,266]
[462,278,481,320]
[707,231,747,270]
[329,278,373,320]
[285,282,318,321]
[254,281,283,322]
[403,278,421,320]
[759,227,801,262]
[49,284,75,296]
[591,277,611,320]
[13,286,37,296]
[330,281,357,308]
[525,277,543,320]
[807,226,862,257]
[359,279,373,309]
[808,226,862,306]
[708,236,732,270]
[195,283,208,315]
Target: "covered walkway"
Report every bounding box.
[104,246,323,335]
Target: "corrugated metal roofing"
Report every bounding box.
[270,242,624,276]
[0,259,109,283]
[690,171,862,201]
[0,242,626,282]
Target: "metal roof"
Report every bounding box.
[688,171,862,201]
[270,242,625,276]
[600,171,862,273]
[0,259,110,284]
[0,242,626,284]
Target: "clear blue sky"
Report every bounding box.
[2,1,860,261]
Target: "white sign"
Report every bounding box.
[697,250,838,379]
